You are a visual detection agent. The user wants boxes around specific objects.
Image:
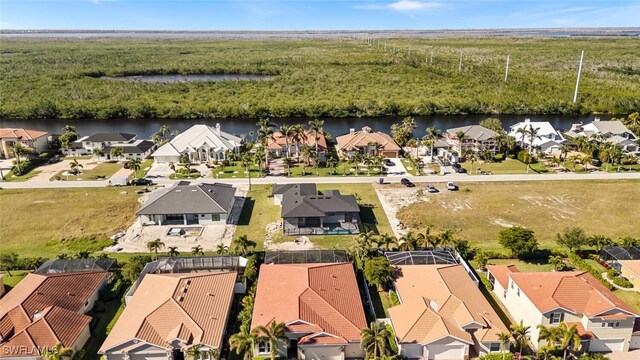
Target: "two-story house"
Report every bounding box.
[0,128,49,158]
[566,120,638,153]
[487,265,639,352]
[335,126,401,159]
[445,125,498,156]
[508,119,566,154]
[267,130,328,162]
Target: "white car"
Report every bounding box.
[110,232,125,240]
[446,182,459,191]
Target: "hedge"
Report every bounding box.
[568,253,614,290]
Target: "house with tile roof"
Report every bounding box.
[137,182,236,225]
[508,119,566,154]
[268,130,328,162]
[0,271,108,358]
[445,125,498,156]
[152,124,242,164]
[0,128,49,159]
[486,265,639,352]
[565,120,638,153]
[100,270,238,360]
[335,126,401,159]
[272,183,361,236]
[251,262,368,360]
[388,264,508,359]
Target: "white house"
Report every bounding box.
[152,124,242,164]
[508,119,565,153]
[63,132,137,156]
[487,265,640,352]
[566,119,638,153]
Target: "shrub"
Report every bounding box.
[389,290,400,306]
[499,226,539,259]
[569,253,614,290]
[480,353,514,360]
[612,276,633,288]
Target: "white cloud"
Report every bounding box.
[356,1,442,12]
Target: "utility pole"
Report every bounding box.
[573,50,584,103]
[430,49,434,64]
[504,54,510,82]
[458,51,463,72]
[408,46,411,56]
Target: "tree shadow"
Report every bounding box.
[237,197,255,226]
[359,204,380,234]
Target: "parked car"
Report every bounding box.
[446,182,459,191]
[426,185,439,193]
[110,232,125,240]
[591,158,602,167]
[47,155,61,164]
[123,162,130,169]
[384,159,395,167]
[452,163,461,169]
[400,178,415,187]
[131,178,153,186]
[454,166,467,173]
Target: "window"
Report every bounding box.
[511,281,514,289]
[212,214,220,221]
[602,321,620,328]
[550,312,564,324]
[258,341,270,354]
[517,288,520,297]
[503,290,507,299]
[84,300,89,307]
[490,343,501,352]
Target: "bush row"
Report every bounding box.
[568,253,614,290]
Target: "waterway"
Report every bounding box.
[0,114,611,139]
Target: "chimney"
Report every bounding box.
[524,118,531,123]
[214,123,221,135]
[349,128,356,134]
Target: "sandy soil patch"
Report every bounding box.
[374,186,428,238]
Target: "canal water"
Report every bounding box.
[0,114,612,139]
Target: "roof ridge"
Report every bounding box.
[39,308,63,345]
[401,305,431,342]
[301,289,360,337]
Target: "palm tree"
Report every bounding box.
[558,322,581,360]
[363,155,374,176]
[255,320,290,360]
[92,147,104,160]
[510,320,531,355]
[282,157,294,177]
[361,321,392,359]
[11,143,31,175]
[327,156,338,175]
[308,119,325,162]
[568,154,582,171]
[229,324,260,360]
[516,127,528,150]
[560,144,571,161]
[110,146,124,161]
[498,332,512,360]
[169,161,176,175]
[526,125,542,154]
[538,324,561,349]
[191,245,204,256]
[291,124,305,162]
[425,127,439,162]
[167,246,180,257]
[216,244,228,255]
[69,158,83,175]
[127,157,143,179]
[278,124,294,158]
[257,119,275,174]
[399,231,421,251]
[376,233,397,251]
[185,344,202,360]
[423,226,440,248]
[438,228,457,248]
[230,235,256,256]
[146,239,165,259]
[159,124,171,141]
[41,342,74,360]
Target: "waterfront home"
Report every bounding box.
[152,124,242,164]
[0,128,49,158]
[445,125,498,156]
[0,264,109,358]
[335,126,401,158]
[251,261,367,360]
[388,261,507,359]
[566,120,638,153]
[268,130,328,161]
[508,119,565,153]
[63,132,137,156]
[486,265,640,352]
[100,263,239,360]
[137,182,236,226]
[273,183,360,236]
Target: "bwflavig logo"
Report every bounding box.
[2,345,42,355]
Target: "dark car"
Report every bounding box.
[446,182,459,191]
[384,159,395,167]
[400,178,415,187]
[47,155,61,164]
[452,163,461,169]
[591,158,602,167]
[454,166,467,173]
[123,162,130,169]
[131,178,153,186]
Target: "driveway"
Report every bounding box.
[385,157,410,176]
[146,162,173,178]
[0,159,12,180]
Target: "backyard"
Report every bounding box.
[396,180,640,251]
[0,188,140,257]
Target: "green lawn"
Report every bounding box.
[598,163,640,172]
[613,290,640,313]
[1,270,31,289]
[0,188,140,258]
[482,258,557,272]
[50,162,123,181]
[128,158,154,179]
[235,183,394,250]
[462,158,550,175]
[2,169,41,182]
[397,180,640,252]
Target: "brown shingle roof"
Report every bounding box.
[252,263,367,343]
[388,265,507,345]
[100,271,237,353]
[335,127,401,152]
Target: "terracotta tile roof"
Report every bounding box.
[508,271,638,317]
[486,265,520,289]
[299,333,348,345]
[566,322,595,340]
[388,265,508,345]
[0,128,48,141]
[0,271,104,358]
[251,263,367,344]
[100,271,237,353]
[268,131,328,151]
[335,127,401,152]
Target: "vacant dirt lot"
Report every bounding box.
[395,180,640,251]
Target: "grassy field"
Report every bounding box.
[234,183,394,250]
[461,158,550,175]
[397,180,640,251]
[1,270,31,289]
[479,258,557,272]
[50,162,123,181]
[0,188,140,257]
[1,37,639,120]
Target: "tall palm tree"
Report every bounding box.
[425,127,439,162]
[255,320,290,360]
[558,322,581,360]
[568,154,582,171]
[191,245,204,256]
[327,156,338,175]
[438,228,457,248]
[363,155,374,176]
[560,144,571,161]
[11,143,32,175]
[92,147,104,160]
[308,119,325,162]
[526,125,542,153]
[291,124,305,162]
[41,342,74,360]
[229,324,260,360]
[516,127,528,150]
[110,146,124,161]
[498,332,512,360]
[376,234,398,251]
[399,231,421,251]
[127,157,143,179]
[167,246,179,257]
[278,125,294,158]
[282,157,294,177]
[257,119,275,174]
[146,239,165,259]
[423,226,440,248]
[510,320,531,355]
[216,244,228,255]
[168,162,176,175]
[538,324,561,349]
[361,321,392,359]
[159,124,171,141]
[230,235,256,256]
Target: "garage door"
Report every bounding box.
[589,339,625,352]
[630,335,640,349]
[427,345,466,360]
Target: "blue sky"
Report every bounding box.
[1,1,639,30]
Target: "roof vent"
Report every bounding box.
[178,296,185,302]
[429,299,439,311]
[186,279,191,285]
[67,292,75,296]
[182,287,188,293]
[208,293,215,297]
[331,274,337,278]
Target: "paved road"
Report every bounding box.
[1,171,639,189]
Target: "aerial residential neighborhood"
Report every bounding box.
[1,3,640,360]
